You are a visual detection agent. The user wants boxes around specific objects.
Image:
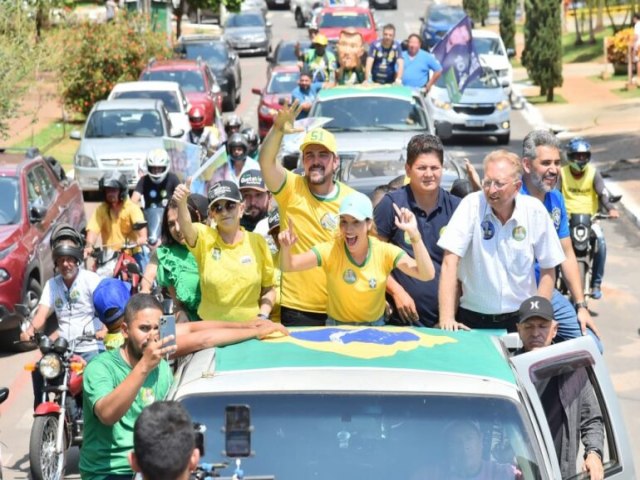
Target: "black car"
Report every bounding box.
[266,39,311,75]
[176,34,242,112]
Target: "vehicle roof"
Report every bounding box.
[179,33,225,43]
[94,98,163,110]
[0,152,25,174]
[111,81,182,92]
[144,59,203,71]
[272,64,301,74]
[320,5,371,13]
[472,29,503,39]
[316,85,415,101]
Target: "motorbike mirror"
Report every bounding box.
[53,337,69,354]
[162,298,174,315]
[126,262,141,275]
[0,388,8,404]
[39,335,53,354]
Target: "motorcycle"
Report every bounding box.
[144,206,165,248]
[91,240,144,291]
[25,333,95,480]
[0,387,8,480]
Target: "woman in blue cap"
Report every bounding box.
[279,191,435,326]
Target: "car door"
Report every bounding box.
[511,336,636,479]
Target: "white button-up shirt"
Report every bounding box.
[437,191,565,314]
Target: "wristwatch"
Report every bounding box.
[257,313,270,320]
[575,301,588,310]
[584,447,603,461]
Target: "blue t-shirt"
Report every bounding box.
[368,40,401,84]
[291,83,323,119]
[401,50,442,88]
[374,186,460,326]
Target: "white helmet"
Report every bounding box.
[146,148,170,184]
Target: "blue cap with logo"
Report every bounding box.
[339,191,373,221]
[93,278,131,325]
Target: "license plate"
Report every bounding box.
[275,0,285,4]
[465,119,485,127]
[236,42,250,48]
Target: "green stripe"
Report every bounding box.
[393,251,405,268]
[311,247,322,266]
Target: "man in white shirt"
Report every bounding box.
[437,150,565,332]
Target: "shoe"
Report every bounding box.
[590,286,602,300]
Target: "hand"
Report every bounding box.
[173,178,191,206]
[609,208,620,219]
[436,317,471,331]
[20,330,33,343]
[83,246,94,260]
[95,329,107,341]
[391,289,419,325]
[278,216,298,247]
[272,101,304,134]
[583,451,604,480]
[140,335,177,370]
[255,321,289,339]
[464,158,481,190]
[577,306,601,339]
[393,204,419,241]
[394,78,402,85]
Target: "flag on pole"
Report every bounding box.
[189,145,230,195]
[432,16,482,103]
[163,137,204,181]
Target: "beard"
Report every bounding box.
[530,169,557,193]
[306,165,332,185]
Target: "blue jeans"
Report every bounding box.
[591,224,606,288]
[134,248,150,276]
[326,316,386,327]
[552,289,603,353]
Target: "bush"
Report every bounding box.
[59,14,172,116]
[606,28,634,65]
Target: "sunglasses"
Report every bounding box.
[211,201,238,214]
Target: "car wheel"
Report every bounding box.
[497,132,511,145]
[223,86,236,112]
[235,89,241,107]
[295,9,305,28]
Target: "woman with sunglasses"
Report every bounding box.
[173,180,275,322]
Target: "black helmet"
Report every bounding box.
[99,171,128,202]
[227,133,248,162]
[52,243,83,265]
[241,127,260,156]
[224,114,243,135]
[50,223,84,249]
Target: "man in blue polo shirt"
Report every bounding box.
[401,34,442,92]
[374,133,460,326]
[521,130,602,351]
[365,23,403,84]
[291,68,323,120]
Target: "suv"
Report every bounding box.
[175,34,242,112]
[0,149,86,351]
[168,330,636,478]
[419,4,467,51]
[472,29,515,98]
[140,59,223,126]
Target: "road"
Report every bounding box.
[1,4,639,479]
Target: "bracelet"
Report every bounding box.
[584,448,602,461]
[257,313,270,320]
[575,301,588,310]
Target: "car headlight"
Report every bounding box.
[433,98,451,110]
[495,100,510,111]
[39,353,63,379]
[259,105,277,116]
[75,154,97,168]
[0,268,9,283]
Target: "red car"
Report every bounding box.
[0,150,86,351]
[140,59,223,126]
[252,65,300,138]
[316,6,378,45]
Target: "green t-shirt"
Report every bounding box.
[156,243,201,321]
[79,349,173,480]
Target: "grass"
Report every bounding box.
[561,25,614,63]
[11,121,81,167]
[589,73,640,98]
[526,93,568,104]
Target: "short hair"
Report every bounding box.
[407,33,422,46]
[450,179,474,198]
[134,401,195,480]
[406,133,444,166]
[522,130,561,161]
[299,67,313,79]
[483,149,522,180]
[633,12,640,20]
[124,293,162,326]
[382,23,395,32]
[161,196,207,246]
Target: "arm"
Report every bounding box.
[136,226,148,246]
[172,182,197,248]
[593,172,619,217]
[130,191,142,205]
[537,267,556,300]
[277,216,319,272]
[258,286,275,317]
[364,56,374,82]
[140,251,158,293]
[84,230,99,258]
[425,70,441,93]
[395,57,404,83]
[21,305,50,341]
[392,204,435,281]
[464,159,482,191]
[438,251,469,331]
[580,379,605,480]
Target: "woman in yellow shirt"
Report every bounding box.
[173,180,275,322]
[279,191,435,326]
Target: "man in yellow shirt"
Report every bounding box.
[259,102,355,326]
[85,171,149,272]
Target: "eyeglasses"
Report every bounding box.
[481,179,518,191]
[211,201,238,214]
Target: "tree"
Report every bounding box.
[522,0,563,101]
[463,0,489,26]
[500,0,517,53]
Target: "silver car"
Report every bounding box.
[223,11,272,56]
[70,98,184,193]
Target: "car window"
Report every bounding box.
[113,91,180,112]
[473,37,505,56]
[184,42,229,65]
[85,109,164,138]
[225,13,264,27]
[142,70,206,93]
[0,176,21,225]
[429,6,466,23]
[33,165,56,204]
[318,12,371,29]
[267,72,300,94]
[26,166,53,209]
[205,66,217,88]
[181,393,543,479]
[276,42,310,64]
[435,67,500,89]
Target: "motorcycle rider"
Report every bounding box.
[224,114,243,138]
[85,171,150,273]
[21,224,105,408]
[241,126,261,160]
[187,106,218,156]
[131,148,181,209]
[560,137,620,300]
[227,132,260,182]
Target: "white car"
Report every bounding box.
[108,81,191,141]
[472,29,514,97]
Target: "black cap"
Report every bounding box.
[518,296,555,324]
[187,193,209,221]
[207,181,242,208]
[267,208,280,232]
[238,169,267,192]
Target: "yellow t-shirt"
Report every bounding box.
[188,223,274,322]
[270,251,282,323]
[273,170,355,313]
[312,237,405,323]
[561,164,598,216]
[86,199,145,250]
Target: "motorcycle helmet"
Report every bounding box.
[50,222,84,249]
[565,137,591,172]
[224,114,243,136]
[93,278,131,325]
[145,148,170,184]
[241,127,260,157]
[52,241,84,265]
[188,106,206,131]
[227,132,248,162]
[99,171,128,202]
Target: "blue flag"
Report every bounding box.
[432,16,482,103]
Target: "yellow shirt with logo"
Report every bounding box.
[311,237,405,323]
[274,170,355,313]
[188,223,274,322]
[87,199,145,251]
[270,251,282,323]
[561,164,598,215]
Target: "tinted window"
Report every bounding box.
[85,109,164,138]
[0,177,20,225]
[318,12,371,29]
[429,6,466,23]
[142,70,206,93]
[267,71,300,94]
[225,13,264,27]
[182,393,543,480]
[473,37,505,56]
[184,42,229,65]
[113,91,180,112]
[275,42,310,64]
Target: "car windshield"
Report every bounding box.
[319,12,371,29]
[142,70,206,93]
[435,68,500,89]
[312,96,428,131]
[429,7,466,23]
[276,42,310,64]
[473,37,505,56]
[112,91,180,112]
[0,177,21,226]
[182,393,543,480]
[267,71,300,94]
[225,14,264,27]
[184,42,229,65]
[84,109,164,138]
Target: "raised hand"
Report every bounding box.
[393,203,419,240]
[173,177,191,206]
[278,216,298,248]
[272,100,304,134]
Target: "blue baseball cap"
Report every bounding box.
[339,192,373,221]
[93,278,131,325]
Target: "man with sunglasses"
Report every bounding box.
[259,103,355,326]
[437,150,565,332]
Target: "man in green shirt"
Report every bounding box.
[80,294,176,480]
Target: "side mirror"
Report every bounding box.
[251,87,263,95]
[506,47,516,58]
[30,205,48,223]
[212,84,222,94]
[266,21,272,28]
[69,130,82,140]
[170,127,185,138]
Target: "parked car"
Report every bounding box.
[168,330,636,479]
[70,99,184,194]
[0,149,86,351]
[316,6,377,45]
[252,65,300,138]
[139,59,223,126]
[291,0,322,28]
[242,0,268,17]
[223,12,273,56]
[107,81,191,140]
[472,29,515,98]
[175,34,242,112]
[267,39,311,75]
[369,0,396,10]
[419,4,467,51]
[426,67,511,145]
[266,0,290,9]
